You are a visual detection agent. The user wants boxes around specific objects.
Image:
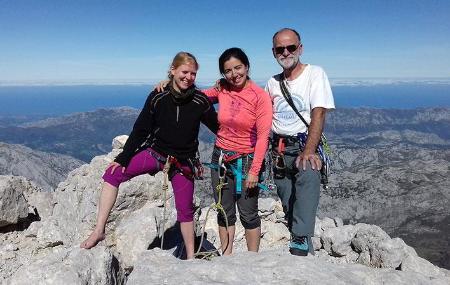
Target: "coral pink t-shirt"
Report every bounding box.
[203,81,273,175]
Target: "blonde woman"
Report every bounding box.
[80,52,218,260]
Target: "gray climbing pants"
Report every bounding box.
[275,144,321,252]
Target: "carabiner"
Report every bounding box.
[218,151,227,179]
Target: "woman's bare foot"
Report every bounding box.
[80,230,105,249]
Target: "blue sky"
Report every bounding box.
[1,0,449,84]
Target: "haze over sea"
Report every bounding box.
[1,80,449,116]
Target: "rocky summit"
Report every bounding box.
[0,136,449,284]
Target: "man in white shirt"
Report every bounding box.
[266,28,335,256]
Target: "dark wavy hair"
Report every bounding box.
[218,47,250,76]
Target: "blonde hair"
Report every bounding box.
[168,52,199,79]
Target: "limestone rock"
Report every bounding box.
[5,246,118,285]
[351,223,390,254]
[112,135,128,150]
[0,176,29,227]
[17,175,54,219]
[44,151,165,247]
[259,197,277,214]
[0,142,83,192]
[320,216,337,230]
[318,142,450,269]
[2,135,449,284]
[321,225,357,256]
[260,219,290,247]
[312,236,322,251]
[114,201,176,270]
[127,248,450,285]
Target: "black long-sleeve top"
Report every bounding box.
[115,87,218,167]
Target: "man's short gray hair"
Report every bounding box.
[272,28,301,44]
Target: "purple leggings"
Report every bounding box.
[102,148,194,222]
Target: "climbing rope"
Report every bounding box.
[194,150,262,259]
[158,149,275,260]
[194,161,231,260]
[193,148,281,259]
[160,156,173,250]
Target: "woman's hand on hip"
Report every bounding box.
[108,162,125,174]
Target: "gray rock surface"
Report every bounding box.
[319,144,450,269]
[5,246,118,285]
[112,135,128,150]
[42,148,173,255]
[127,248,450,285]
[0,175,53,221]
[0,136,179,283]
[0,142,83,191]
[0,176,29,227]
[1,135,449,285]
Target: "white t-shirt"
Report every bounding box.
[265,64,335,135]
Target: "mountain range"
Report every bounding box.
[0,142,83,191]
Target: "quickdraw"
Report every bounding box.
[297,132,332,187]
[272,137,287,179]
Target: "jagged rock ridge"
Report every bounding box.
[0,107,215,161]
[0,137,449,284]
[0,142,83,191]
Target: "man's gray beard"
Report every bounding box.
[276,56,299,70]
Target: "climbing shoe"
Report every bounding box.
[289,235,308,256]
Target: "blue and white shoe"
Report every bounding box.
[289,235,308,256]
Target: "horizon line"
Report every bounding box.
[1,77,450,87]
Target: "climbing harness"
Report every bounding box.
[155,149,204,251]
[147,148,203,180]
[278,76,333,189]
[193,149,277,260]
[272,136,287,179]
[203,149,271,194]
[157,147,277,259]
[272,133,332,189]
[297,132,332,187]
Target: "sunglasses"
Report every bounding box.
[273,44,299,55]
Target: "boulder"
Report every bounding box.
[112,135,128,150]
[321,225,357,256]
[114,201,176,270]
[5,246,118,285]
[0,176,29,227]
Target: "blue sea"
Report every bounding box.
[0,83,449,116]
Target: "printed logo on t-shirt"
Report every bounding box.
[274,94,305,127]
[230,100,241,117]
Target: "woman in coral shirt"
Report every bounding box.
[203,48,272,255]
